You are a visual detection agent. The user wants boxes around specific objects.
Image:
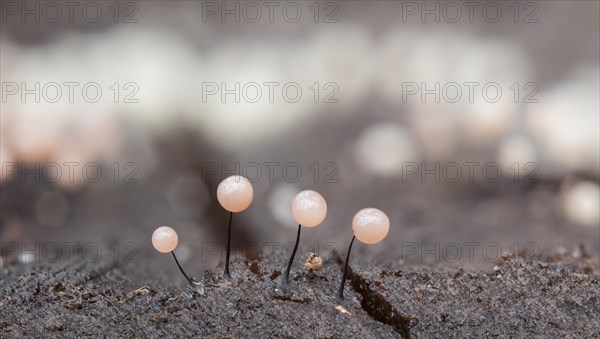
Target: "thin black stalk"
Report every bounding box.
[223,212,234,280]
[171,251,201,286]
[283,224,302,283]
[336,235,356,299]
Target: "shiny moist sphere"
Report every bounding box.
[291,190,327,227]
[152,226,178,253]
[217,175,254,212]
[352,208,389,244]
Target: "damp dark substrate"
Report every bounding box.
[1,254,599,338]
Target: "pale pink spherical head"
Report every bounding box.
[291,190,327,227]
[217,175,254,213]
[352,208,390,245]
[152,226,178,253]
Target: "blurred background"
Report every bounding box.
[1,1,598,282]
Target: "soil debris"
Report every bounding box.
[304,252,324,272]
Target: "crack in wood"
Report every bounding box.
[335,253,414,338]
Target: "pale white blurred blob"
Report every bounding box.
[50,151,91,190]
[194,43,309,151]
[526,66,600,174]
[82,27,203,128]
[354,123,419,178]
[34,191,70,228]
[0,39,18,159]
[563,182,600,228]
[267,183,299,229]
[408,107,459,159]
[378,29,530,146]
[495,134,538,173]
[6,109,63,163]
[459,41,530,144]
[193,27,373,151]
[377,28,422,103]
[379,31,528,100]
[19,253,36,264]
[378,30,460,106]
[462,97,519,144]
[4,22,597,184]
[457,40,531,85]
[299,25,375,109]
[0,141,15,183]
[2,31,125,165]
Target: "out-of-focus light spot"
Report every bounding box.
[304,25,374,108]
[463,98,518,144]
[19,252,36,264]
[563,181,600,228]
[496,134,538,173]
[354,123,418,178]
[267,183,299,229]
[409,108,458,159]
[526,66,600,174]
